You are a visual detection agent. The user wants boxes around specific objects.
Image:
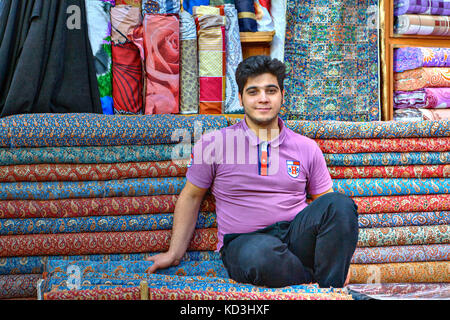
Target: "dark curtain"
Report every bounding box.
[0,0,102,117]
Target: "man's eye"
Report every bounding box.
[248,91,257,95]
[267,89,277,94]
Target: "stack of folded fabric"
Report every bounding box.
[393,47,450,121]
[285,120,450,295]
[0,113,227,299]
[394,0,450,36]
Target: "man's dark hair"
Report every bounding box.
[235,55,287,96]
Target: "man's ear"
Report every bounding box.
[238,92,243,106]
[281,89,285,104]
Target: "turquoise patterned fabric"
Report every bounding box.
[333,178,450,197]
[0,145,185,165]
[0,212,216,235]
[324,152,450,166]
[0,177,187,200]
[359,212,450,228]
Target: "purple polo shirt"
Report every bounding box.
[186,117,333,251]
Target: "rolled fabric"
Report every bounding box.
[115,0,142,6]
[194,10,227,114]
[424,87,450,109]
[347,283,450,300]
[0,212,216,235]
[85,0,114,114]
[393,47,450,73]
[394,68,450,91]
[0,145,185,166]
[142,0,180,14]
[0,251,221,275]
[0,194,216,219]
[269,0,286,61]
[393,108,423,121]
[395,14,450,36]
[324,151,450,166]
[0,160,188,182]
[351,244,450,264]
[110,5,144,114]
[44,286,141,300]
[394,0,450,16]
[393,90,426,108]
[284,120,450,139]
[421,108,450,120]
[357,225,450,247]
[0,177,187,200]
[358,211,450,228]
[334,178,450,197]
[348,261,450,283]
[254,0,274,31]
[0,274,40,299]
[316,137,450,154]
[327,164,450,179]
[352,194,450,214]
[0,228,218,257]
[131,14,180,114]
[234,0,257,31]
[179,11,199,114]
[223,4,244,114]
[183,0,210,14]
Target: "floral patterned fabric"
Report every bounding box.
[393,47,450,73]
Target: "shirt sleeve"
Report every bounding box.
[306,143,333,195]
[185,132,217,189]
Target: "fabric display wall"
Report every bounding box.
[394,0,450,35]
[393,47,450,121]
[281,0,380,121]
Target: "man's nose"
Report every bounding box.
[258,91,269,102]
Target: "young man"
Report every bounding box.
[147,55,359,288]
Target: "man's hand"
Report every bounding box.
[145,251,180,274]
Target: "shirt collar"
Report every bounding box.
[241,115,286,148]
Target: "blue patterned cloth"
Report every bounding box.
[324,152,450,166]
[0,177,187,200]
[0,212,216,235]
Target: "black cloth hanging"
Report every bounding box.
[0,0,102,117]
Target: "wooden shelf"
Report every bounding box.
[380,0,450,121]
[240,31,275,59]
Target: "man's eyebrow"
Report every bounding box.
[245,84,280,92]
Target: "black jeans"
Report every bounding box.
[220,192,359,288]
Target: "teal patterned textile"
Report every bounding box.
[282,0,380,121]
[324,152,450,166]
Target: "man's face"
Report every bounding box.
[239,73,284,127]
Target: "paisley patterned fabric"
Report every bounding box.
[324,152,450,166]
[394,67,450,91]
[347,283,450,300]
[357,225,450,247]
[0,177,187,200]
[0,145,186,166]
[0,113,229,147]
[333,178,450,197]
[0,251,221,275]
[0,160,188,182]
[348,261,450,283]
[0,274,40,299]
[285,120,450,139]
[0,228,218,257]
[0,194,216,219]
[0,212,216,235]
[358,211,450,228]
[352,194,450,214]
[316,137,450,153]
[351,244,450,264]
[328,165,450,179]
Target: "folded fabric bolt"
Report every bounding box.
[0,228,218,257]
[0,274,41,299]
[0,194,216,219]
[0,177,187,200]
[351,244,450,264]
[348,261,450,283]
[353,194,450,214]
[324,152,450,166]
[394,90,427,108]
[0,212,217,235]
[357,224,450,247]
[0,160,188,182]
[394,47,450,73]
[394,0,450,16]
[395,14,450,36]
[316,137,450,153]
[0,114,229,147]
[285,119,450,139]
[0,145,186,166]
[347,283,450,300]
[394,67,450,91]
[358,211,450,228]
[328,165,450,179]
[333,178,450,197]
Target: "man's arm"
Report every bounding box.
[146,181,208,273]
[310,187,334,201]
